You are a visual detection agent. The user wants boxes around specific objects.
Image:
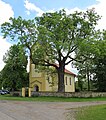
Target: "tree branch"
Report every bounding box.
[65,56,86,65]
[43,60,59,69]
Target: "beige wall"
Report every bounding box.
[44,73,58,91]
[45,75,53,91]
[29,64,75,92]
[29,64,46,91]
[64,74,75,92]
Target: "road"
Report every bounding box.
[0,100,106,120]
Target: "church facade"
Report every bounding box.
[29,64,76,92]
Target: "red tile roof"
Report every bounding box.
[64,68,76,76]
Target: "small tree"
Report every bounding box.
[1,44,28,91]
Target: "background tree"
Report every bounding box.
[92,31,106,91]
[1,9,100,92]
[1,44,28,91]
[1,16,37,90]
[75,29,106,92]
[75,58,94,91]
[0,72,3,89]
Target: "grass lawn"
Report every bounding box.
[75,104,106,120]
[0,95,106,102]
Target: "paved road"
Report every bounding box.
[0,100,106,120]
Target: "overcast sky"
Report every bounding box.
[0,0,106,72]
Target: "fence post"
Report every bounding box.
[22,87,25,97]
[29,88,31,97]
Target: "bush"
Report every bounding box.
[12,92,20,97]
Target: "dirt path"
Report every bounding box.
[0,100,106,120]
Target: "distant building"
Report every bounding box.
[29,64,76,92]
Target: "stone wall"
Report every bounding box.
[31,91,106,98]
[10,91,21,96]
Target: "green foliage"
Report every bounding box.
[1,16,37,63]
[1,44,28,91]
[75,59,94,91]
[94,31,106,91]
[75,30,106,92]
[35,9,100,92]
[35,9,100,64]
[0,72,3,88]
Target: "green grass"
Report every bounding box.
[75,104,106,120]
[0,95,106,102]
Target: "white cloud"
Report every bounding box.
[24,0,44,16]
[0,0,14,70]
[24,0,56,16]
[63,7,82,14]
[88,0,106,30]
[26,10,31,15]
[0,0,14,25]
[0,36,12,71]
[24,0,82,17]
[24,0,106,30]
[46,9,55,13]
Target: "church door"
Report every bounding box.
[34,85,39,92]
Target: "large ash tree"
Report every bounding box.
[1,9,100,92]
[34,9,100,92]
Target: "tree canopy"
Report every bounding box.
[1,44,28,91]
[75,30,106,91]
[92,31,106,91]
[34,9,100,92]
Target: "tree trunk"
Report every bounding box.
[12,80,17,91]
[57,62,65,92]
[86,67,90,91]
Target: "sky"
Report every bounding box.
[0,0,106,72]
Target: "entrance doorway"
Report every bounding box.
[34,85,39,92]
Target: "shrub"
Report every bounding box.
[12,93,20,97]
